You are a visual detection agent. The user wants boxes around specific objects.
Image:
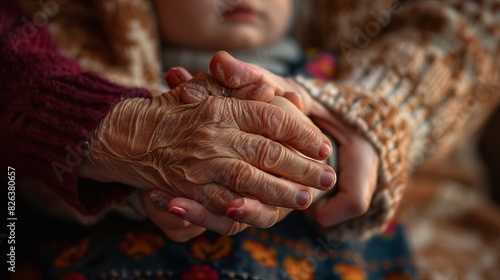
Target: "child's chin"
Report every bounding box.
[220,29,268,50]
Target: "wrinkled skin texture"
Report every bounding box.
[142,52,379,242]
[140,91,327,239]
[80,73,335,218]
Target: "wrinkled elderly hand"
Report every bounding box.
[200,52,379,229]
[141,94,330,241]
[79,74,336,219]
[145,58,335,242]
[151,52,378,241]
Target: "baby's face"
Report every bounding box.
[155,0,293,51]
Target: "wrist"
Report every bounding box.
[79,97,154,186]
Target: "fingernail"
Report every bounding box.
[168,206,186,217]
[149,190,169,209]
[296,191,311,207]
[319,143,332,158]
[227,208,244,220]
[230,198,245,208]
[320,171,336,189]
[165,68,180,86]
[173,67,184,80]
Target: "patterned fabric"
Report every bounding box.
[13,212,416,280]
[9,0,500,278]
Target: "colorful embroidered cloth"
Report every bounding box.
[14,211,416,280]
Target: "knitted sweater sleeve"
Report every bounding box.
[296,0,500,239]
[0,1,152,216]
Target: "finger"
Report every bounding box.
[226,198,282,228]
[170,142,333,213]
[165,67,193,89]
[228,132,336,191]
[182,72,275,103]
[168,197,251,236]
[283,92,304,112]
[180,75,271,104]
[283,77,316,114]
[311,137,378,228]
[209,52,314,112]
[210,51,268,88]
[229,83,275,102]
[140,191,206,242]
[146,189,191,229]
[186,158,315,210]
[209,51,286,96]
[312,191,369,229]
[232,99,333,160]
[178,182,242,215]
[269,96,311,126]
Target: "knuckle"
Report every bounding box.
[261,182,294,206]
[230,162,254,192]
[300,160,320,182]
[200,97,225,122]
[260,104,286,138]
[205,187,238,214]
[212,160,233,185]
[295,126,318,150]
[259,141,283,169]
[191,125,219,143]
[346,198,371,218]
[232,133,257,162]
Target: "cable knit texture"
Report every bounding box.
[0,1,152,216]
[296,0,500,238]
[4,0,500,239]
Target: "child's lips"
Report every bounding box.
[223,6,261,22]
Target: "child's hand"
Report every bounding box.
[308,102,379,228]
[166,51,315,114]
[209,51,315,114]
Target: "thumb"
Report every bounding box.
[209,51,275,102]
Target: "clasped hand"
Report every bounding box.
[139,52,379,242]
[81,52,339,241]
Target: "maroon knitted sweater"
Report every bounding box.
[0,1,152,215]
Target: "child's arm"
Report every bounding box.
[296,0,500,239]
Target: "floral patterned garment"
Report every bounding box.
[13,211,416,280]
[10,52,415,280]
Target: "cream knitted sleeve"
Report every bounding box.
[296,0,500,239]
